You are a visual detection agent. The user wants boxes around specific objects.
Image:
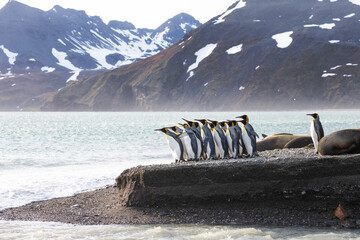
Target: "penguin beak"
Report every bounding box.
[236,115,245,119]
[154,128,161,131]
[182,118,191,123]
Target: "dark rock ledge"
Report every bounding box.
[116,148,360,209]
[1,149,360,228]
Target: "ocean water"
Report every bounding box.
[0,111,360,239]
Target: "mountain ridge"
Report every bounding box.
[43,0,360,111]
[0,0,200,110]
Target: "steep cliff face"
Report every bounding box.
[116,149,360,207]
[44,0,360,111]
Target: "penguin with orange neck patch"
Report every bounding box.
[306,113,324,153]
[237,115,259,157]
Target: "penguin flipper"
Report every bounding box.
[315,119,324,141]
[245,124,259,139]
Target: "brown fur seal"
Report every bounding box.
[257,133,311,151]
[284,136,313,149]
[318,129,360,155]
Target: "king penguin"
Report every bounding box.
[155,127,184,162]
[232,120,244,157]
[237,115,259,157]
[180,123,201,160]
[182,118,205,159]
[208,120,230,159]
[306,113,324,153]
[226,120,242,158]
[195,119,218,160]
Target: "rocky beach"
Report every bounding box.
[1,148,360,229]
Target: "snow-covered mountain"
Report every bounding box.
[0,0,200,110]
[44,0,360,111]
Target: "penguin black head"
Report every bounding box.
[194,119,208,125]
[236,115,249,124]
[155,127,167,133]
[237,118,247,125]
[306,113,319,119]
[208,122,215,128]
[208,120,219,126]
[219,121,227,128]
[182,118,195,127]
[227,120,236,126]
[179,123,189,129]
[169,126,179,132]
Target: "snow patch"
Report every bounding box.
[226,44,243,54]
[67,70,81,83]
[0,45,18,65]
[349,0,360,6]
[204,82,208,87]
[333,18,341,21]
[52,48,80,71]
[239,86,245,91]
[253,19,261,22]
[187,44,217,73]
[255,65,260,70]
[346,63,358,66]
[322,73,337,77]
[41,66,56,73]
[58,39,66,46]
[29,58,36,62]
[180,23,198,33]
[186,71,194,81]
[272,31,293,48]
[329,40,340,43]
[214,0,246,24]
[11,83,16,87]
[309,15,314,19]
[343,74,352,77]
[304,23,335,29]
[344,13,355,18]
[330,65,342,70]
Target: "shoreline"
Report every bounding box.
[2,149,360,229]
[0,185,344,227]
[0,185,359,228]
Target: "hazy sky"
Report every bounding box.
[0,0,236,29]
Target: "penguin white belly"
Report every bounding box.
[238,138,243,155]
[181,133,195,160]
[242,129,253,156]
[166,136,181,161]
[310,121,318,152]
[206,144,211,159]
[225,130,234,158]
[196,137,202,159]
[213,131,224,158]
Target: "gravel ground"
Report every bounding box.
[1,148,359,228]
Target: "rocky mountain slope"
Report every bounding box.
[43,0,360,111]
[0,0,200,110]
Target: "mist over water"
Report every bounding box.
[0,111,360,239]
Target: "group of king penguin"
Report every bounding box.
[155,115,260,162]
[157,112,327,162]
